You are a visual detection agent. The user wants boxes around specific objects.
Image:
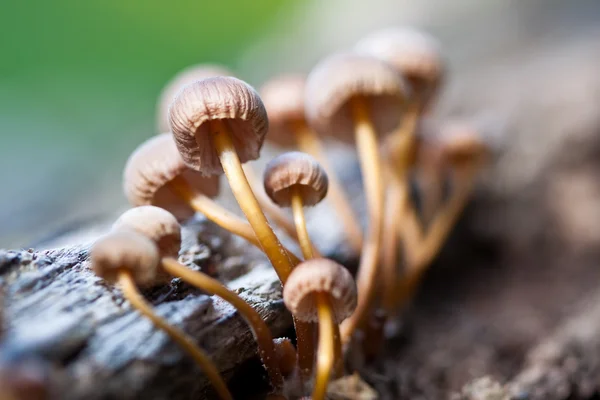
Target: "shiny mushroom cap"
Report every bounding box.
[272,337,297,379]
[168,77,268,175]
[305,53,409,143]
[263,152,328,207]
[91,230,159,288]
[439,121,489,167]
[157,64,233,133]
[123,133,220,221]
[355,27,444,105]
[112,206,182,259]
[283,258,357,323]
[260,74,307,147]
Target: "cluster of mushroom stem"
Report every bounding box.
[106,26,488,397]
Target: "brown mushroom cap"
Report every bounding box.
[282,258,357,323]
[355,27,444,100]
[272,337,297,378]
[168,77,268,175]
[263,152,328,207]
[91,230,159,287]
[305,53,409,143]
[112,206,182,259]
[260,74,306,147]
[439,122,489,167]
[157,64,233,133]
[123,133,220,220]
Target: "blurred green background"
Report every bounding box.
[0,0,301,247]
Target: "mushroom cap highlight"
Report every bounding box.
[113,206,182,259]
[355,27,444,101]
[263,152,329,207]
[157,64,233,132]
[168,77,269,175]
[260,74,307,147]
[91,230,160,287]
[283,258,357,323]
[305,53,409,143]
[123,133,220,220]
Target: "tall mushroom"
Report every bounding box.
[283,259,357,400]
[168,76,314,377]
[90,230,232,400]
[157,64,233,133]
[305,53,408,343]
[261,75,363,254]
[112,206,285,392]
[123,133,301,264]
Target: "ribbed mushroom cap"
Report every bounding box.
[355,27,444,103]
[91,231,159,287]
[168,77,268,175]
[123,133,220,221]
[157,64,233,133]
[112,206,182,259]
[305,53,409,143]
[283,258,357,323]
[263,152,328,207]
[260,74,306,148]
[440,122,488,167]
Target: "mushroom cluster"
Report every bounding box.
[86,26,489,399]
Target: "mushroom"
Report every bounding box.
[261,75,363,253]
[283,258,357,400]
[355,26,444,113]
[157,64,233,133]
[272,337,297,379]
[90,230,232,400]
[305,53,408,343]
[168,76,295,282]
[113,205,286,392]
[0,359,49,400]
[263,152,328,259]
[123,133,301,264]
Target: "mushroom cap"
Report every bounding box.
[260,74,306,148]
[168,77,269,175]
[91,230,159,287]
[283,258,357,323]
[123,133,220,221]
[272,337,297,378]
[157,64,233,133]
[305,53,409,143]
[263,152,328,207]
[355,27,444,103]
[439,121,489,167]
[112,206,182,259]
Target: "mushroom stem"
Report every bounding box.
[243,164,302,244]
[209,120,295,282]
[292,121,364,254]
[290,186,314,260]
[161,257,284,391]
[340,97,385,344]
[312,292,337,400]
[117,270,232,400]
[168,176,302,265]
[290,185,343,386]
[394,167,477,307]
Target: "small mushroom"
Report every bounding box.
[272,337,297,379]
[169,77,295,282]
[112,205,286,392]
[263,152,328,259]
[123,133,301,264]
[355,26,444,112]
[261,75,363,253]
[283,258,357,400]
[305,53,408,343]
[157,64,232,133]
[90,231,232,400]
